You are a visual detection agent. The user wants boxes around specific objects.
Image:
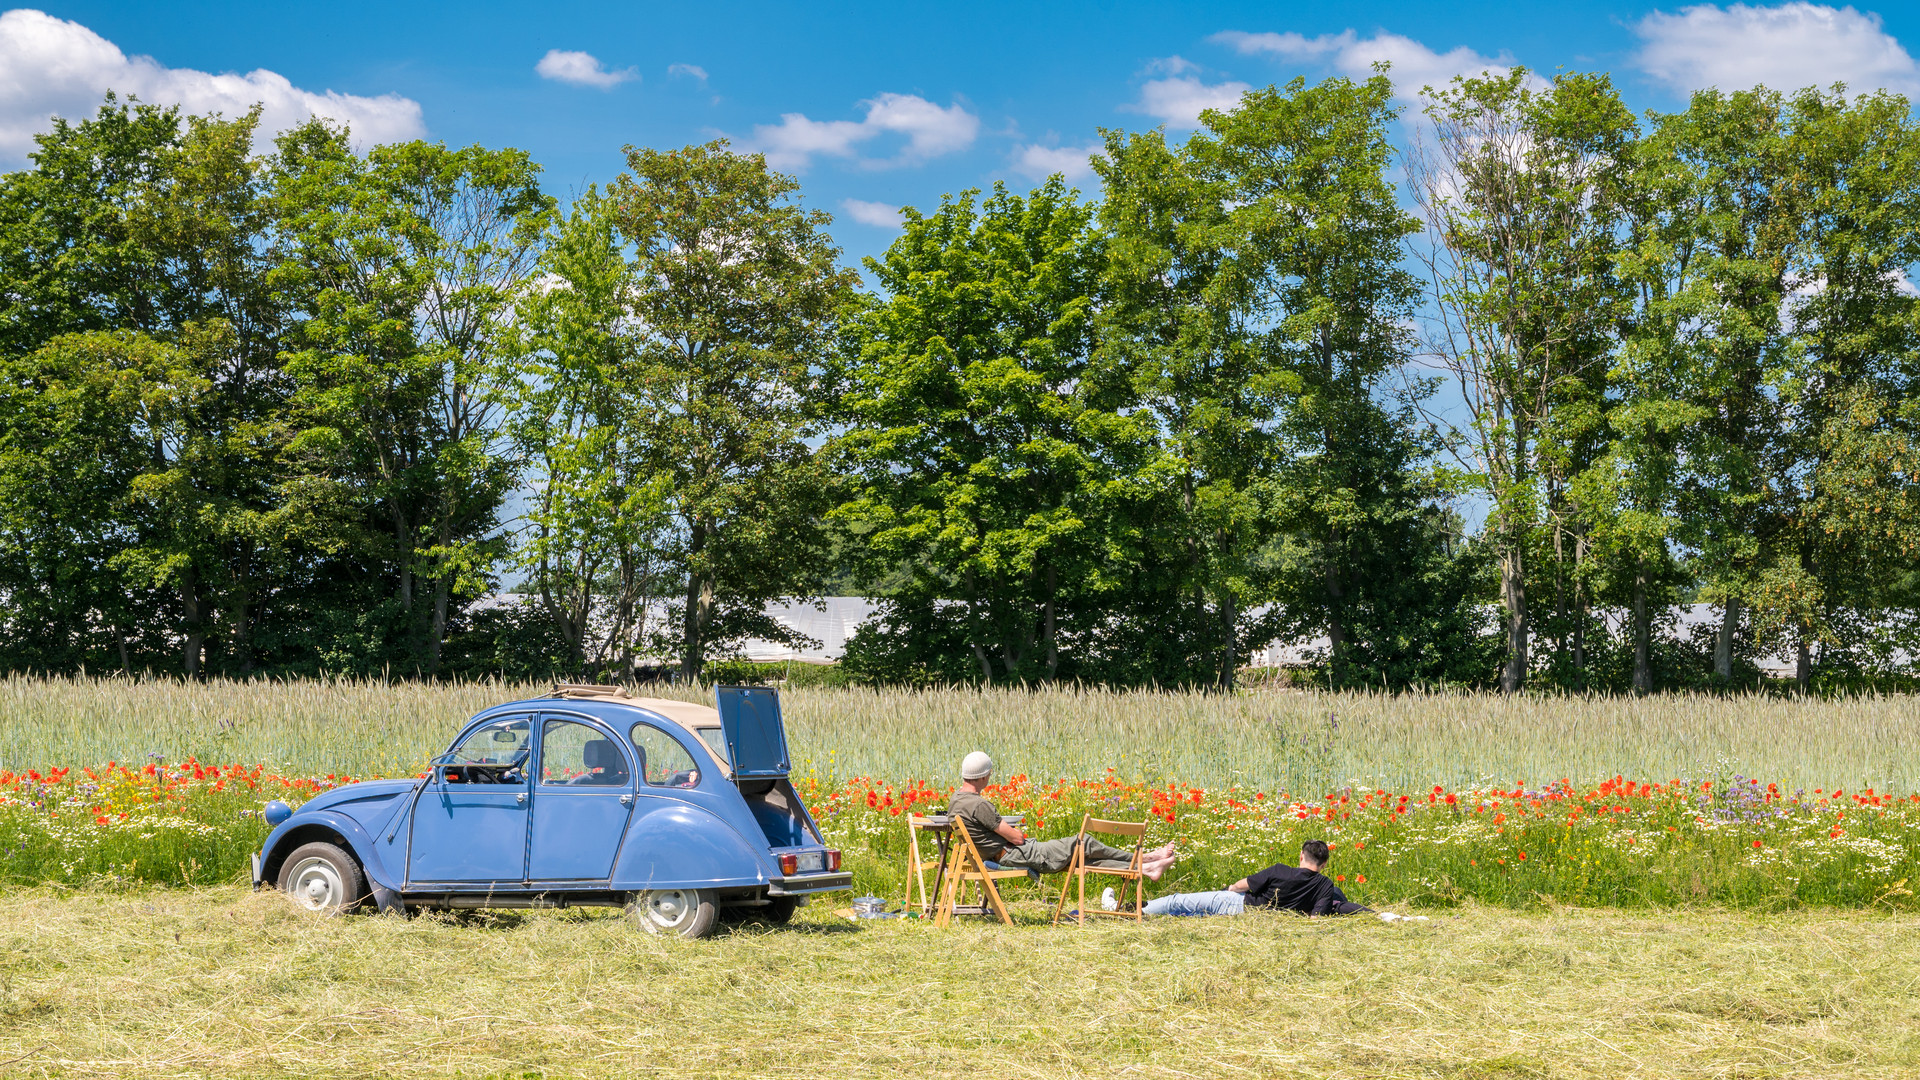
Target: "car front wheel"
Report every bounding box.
[276,841,368,914]
[627,888,718,938]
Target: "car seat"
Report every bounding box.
[578,738,630,785]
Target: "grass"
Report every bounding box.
[1,884,1916,1078]
[8,676,1920,792]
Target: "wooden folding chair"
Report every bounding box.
[901,814,946,916]
[932,820,1027,927]
[1050,815,1148,926]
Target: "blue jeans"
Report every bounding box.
[1144,890,1246,917]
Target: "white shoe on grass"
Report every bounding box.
[1101,887,1118,912]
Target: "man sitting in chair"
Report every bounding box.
[1144,839,1419,921]
[949,751,1177,878]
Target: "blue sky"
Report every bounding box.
[2,1,1918,264]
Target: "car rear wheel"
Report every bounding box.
[276,842,368,914]
[761,896,800,924]
[627,888,718,938]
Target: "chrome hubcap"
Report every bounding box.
[288,856,343,911]
[635,889,692,929]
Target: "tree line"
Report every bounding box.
[2,71,1916,693]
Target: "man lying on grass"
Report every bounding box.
[949,751,1178,878]
[1141,839,1421,922]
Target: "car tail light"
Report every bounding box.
[827,849,841,871]
[779,853,799,876]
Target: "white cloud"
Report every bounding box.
[1012,142,1103,182]
[752,92,979,170]
[0,8,424,164]
[667,63,708,83]
[1128,56,1251,127]
[1634,3,1920,96]
[1213,28,1519,103]
[535,49,636,90]
[840,198,904,228]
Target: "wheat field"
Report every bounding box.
[6,675,1920,791]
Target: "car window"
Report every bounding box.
[630,723,701,788]
[443,717,531,784]
[695,727,729,766]
[540,719,630,787]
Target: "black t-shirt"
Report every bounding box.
[1243,863,1352,915]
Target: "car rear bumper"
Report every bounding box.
[250,852,263,889]
[767,871,852,895]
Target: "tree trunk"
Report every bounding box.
[1500,548,1528,693]
[973,644,994,683]
[680,518,713,683]
[1795,636,1812,692]
[391,502,414,611]
[1042,565,1058,680]
[1218,591,1237,691]
[1714,598,1740,682]
[232,595,254,675]
[1631,557,1651,695]
[1572,532,1589,687]
[427,576,450,675]
[1326,558,1346,684]
[538,567,586,675]
[114,623,131,674]
[180,572,204,678]
[617,550,637,681]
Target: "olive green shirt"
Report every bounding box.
[949,790,1006,860]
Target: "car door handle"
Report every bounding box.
[619,794,634,807]
[516,792,527,805]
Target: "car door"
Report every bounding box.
[408,715,533,884]
[527,715,636,881]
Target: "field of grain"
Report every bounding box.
[7,676,1920,791]
[3,884,1917,1079]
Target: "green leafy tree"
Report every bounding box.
[509,186,677,677]
[1409,70,1637,692]
[607,141,859,680]
[1095,121,1287,688]
[1761,88,1920,687]
[829,180,1142,683]
[1198,75,1484,687]
[0,100,297,675]
[275,124,550,674]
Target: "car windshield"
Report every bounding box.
[695,727,730,766]
[448,718,532,763]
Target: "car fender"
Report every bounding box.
[259,808,405,914]
[610,800,768,890]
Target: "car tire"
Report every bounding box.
[627,888,718,939]
[276,841,368,914]
[761,896,800,924]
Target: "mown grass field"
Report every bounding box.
[3,884,1917,1079]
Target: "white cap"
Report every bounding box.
[960,751,993,780]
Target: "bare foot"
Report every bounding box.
[1147,842,1176,861]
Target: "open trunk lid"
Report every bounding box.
[714,685,790,779]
